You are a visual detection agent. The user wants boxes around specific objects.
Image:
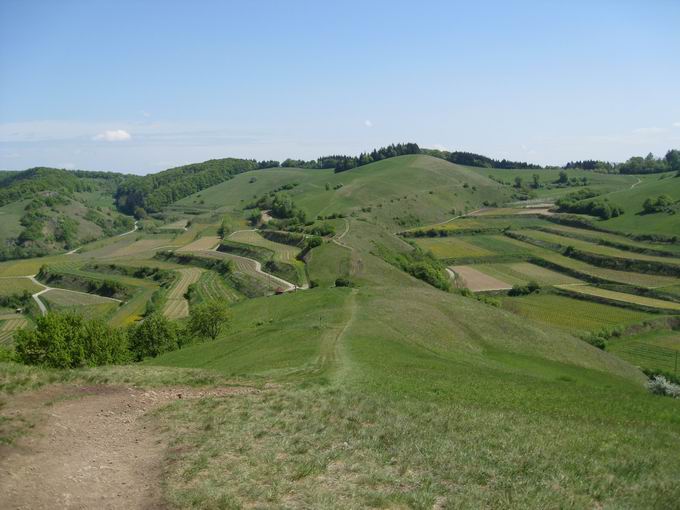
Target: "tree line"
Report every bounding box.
[564,150,680,175]
[5,301,230,369]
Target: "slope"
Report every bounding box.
[0,167,134,260]
[175,155,511,230]
[148,218,680,508]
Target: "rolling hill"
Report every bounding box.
[2,148,680,508]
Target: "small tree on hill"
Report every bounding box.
[188,301,230,341]
[128,313,178,360]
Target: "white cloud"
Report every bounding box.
[632,127,666,134]
[141,111,151,118]
[93,129,131,142]
[364,119,373,128]
[673,121,680,128]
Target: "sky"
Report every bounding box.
[1,0,679,175]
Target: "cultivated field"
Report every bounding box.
[415,237,494,259]
[176,235,221,252]
[163,268,204,319]
[609,330,680,374]
[190,271,242,304]
[0,277,42,296]
[474,262,581,286]
[450,265,513,291]
[557,285,680,311]
[500,293,655,332]
[0,315,27,345]
[228,230,300,261]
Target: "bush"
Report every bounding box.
[508,281,540,296]
[14,312,129,368]
[187,301,230,341]
[335,278,353,287]
[647,375,680,398]
[128,313,178,361]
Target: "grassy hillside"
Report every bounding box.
[177,155,511,229]
[146,218,680,508]
[2,150,680,508]
[595,172,680,235]
[0,167,134,260]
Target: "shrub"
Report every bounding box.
[128,313,178,361]
[647,375,680,398]
[508,281,540,296]
[187,301,230,341]
[335,278,353,287]
[14,312,129,368]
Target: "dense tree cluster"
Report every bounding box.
[422,149,542,169]
[556,189,624,219]
[0,167,124,207]
[115,158,260,215]
[564,150,680,174]
[642,195,678,215]
[278,143,421,173]
[12,301,231,368]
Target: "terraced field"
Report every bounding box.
[518,229,680,267]
[414,237,494,259]
[163,268,205,319]
[190,271,242,304]
[0,277,42,296]
[450,265,512,291]
[499,236,680,288]
[474,262,581,286]
[557,285,680,311]
[500,293,655,333]
[176,235,221,252]
[228,230,300,261]
[609,330,680,374]
[541,224,680,256]
[0,314,28,345]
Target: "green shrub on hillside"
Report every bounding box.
[128,313,178,361]
[15,312,129,368]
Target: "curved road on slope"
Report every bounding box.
[0,275,122,316]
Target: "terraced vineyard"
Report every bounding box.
[557,285,680,311]
[190,270,242,305]
[500,293,656,332]
[163,267,204,319]
[0,314,28,345]
[473,262,581,286]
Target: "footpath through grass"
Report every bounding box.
[144,221,680,508]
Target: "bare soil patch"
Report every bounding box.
[0,383,252,509]
[450,265,513,292]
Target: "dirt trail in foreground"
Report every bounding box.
[0,384,250,509]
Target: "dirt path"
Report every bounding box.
[0,384,251,509]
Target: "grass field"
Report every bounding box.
[608,330,680,374]
[0,277,42,297]
[474,262,582,286]
[595,172,680,236]
[414,237,494,259]
[176,235,221,252]
[499,235,680,288]
[517,229,680,266]
[0,316,28,346]
[163,268,204,319]
[500,293,655,333]
[450,265,513,291]
[189,270,242,305]
[3,157,680,508]
[558,284,680,311]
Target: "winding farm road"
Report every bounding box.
[0,275,122,316]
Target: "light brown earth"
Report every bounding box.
[449,265,513,292]
[0,384,252,509]
[175,235,221,252]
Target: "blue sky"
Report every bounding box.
[1,0,679,174]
